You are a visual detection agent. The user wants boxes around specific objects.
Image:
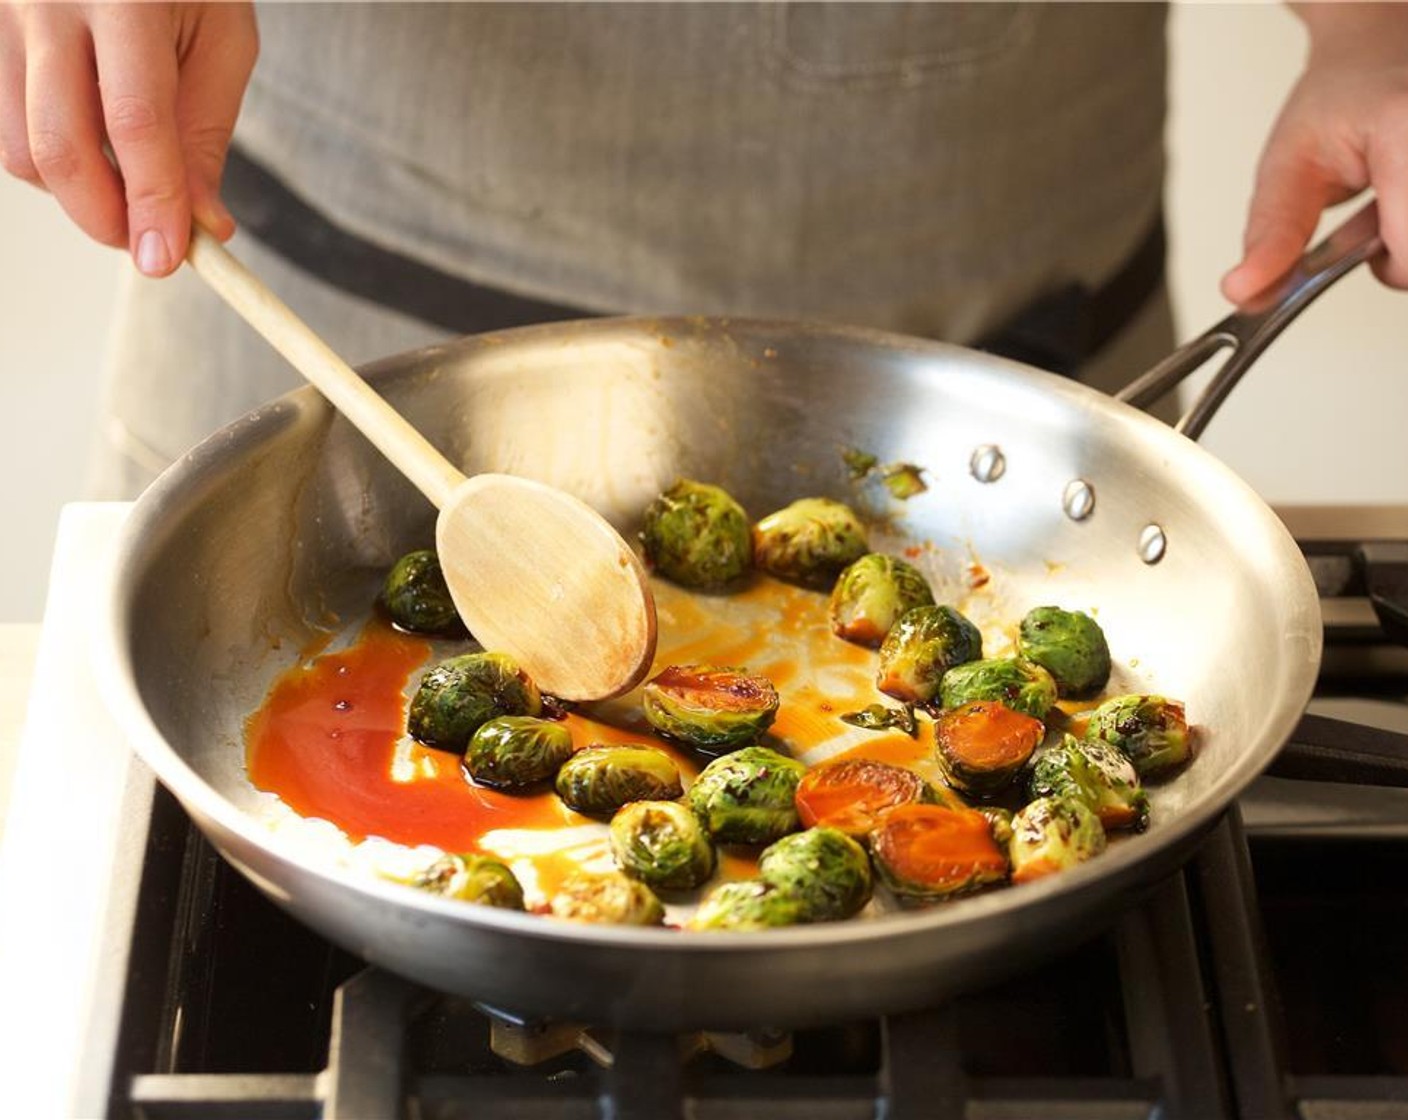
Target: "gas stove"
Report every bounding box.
[2,504,1405,1120]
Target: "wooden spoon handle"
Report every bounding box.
[186,225,466,509]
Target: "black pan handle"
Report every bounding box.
[1266,711,1408,788]
[1116,200,1385,440]
[1358,541,1408,646]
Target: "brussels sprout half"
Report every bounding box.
[828,553,936,648]
[876,605,983,706]
[938,657,1057,721]
[464,716,574,791]
[687,880,807,931]
[933,700,1045,797]
[686,745,807,845]
[1017,606,1112,698]
[752,497,869,588]
[757,827,872,921]
[610,800,716,891]
[378,549,466,636]
[640,479,753,589]
[408,652,542,752]
[1028,734,1149,832]
[408,853,525,910]
[555,745,683,818]
[868,803,1009,901]
[548,870,666,926]
[794,757,947,837]
[1009,796,1107,885]
[1084,694,1192,779]
[642,665,779,751]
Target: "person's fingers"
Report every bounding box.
[23,16,127,246]
[1220,131,1352,306]
[91,5,188,275]
[175,5,258,242]
[1365,112,1408,289]
[0,5,41,186]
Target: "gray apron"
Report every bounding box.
[88,1,1173,499]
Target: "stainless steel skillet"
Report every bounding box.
[96,205,1381,1030]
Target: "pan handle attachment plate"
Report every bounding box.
[1116,200,1385,441]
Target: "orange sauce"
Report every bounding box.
[246,620,577,852]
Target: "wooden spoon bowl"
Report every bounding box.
[186,227,656,700]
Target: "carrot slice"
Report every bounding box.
[934,701,1044,795]
[870,803,1009,900]
[795,758,937,836]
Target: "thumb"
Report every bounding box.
[1221,137,1352,306]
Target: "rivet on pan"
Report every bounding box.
[1062,479,1095,521]
[1138,523,1168,565]
[970,445,1006,483]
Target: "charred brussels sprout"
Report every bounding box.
[378,549,465,636]
[757,827,872,921]
[752,497,869,587]
[548,870,665,926]
[408,652,542,752]
[1028,734,1149,832]
[1009,796,1106,884]
[938,657,1057,721]
[555,745,683,817]
[828,553,935,648]
[642,665,779,751]
[794,757,945,837]
[1017,606,1112,698]
[687,880,806,931]
[933,700,1045,797]
[610,800,716,891]
[686,746,807,845]
[869,804,1010,901]
[877,605,983,705]
[409,854,525,910]
[977,805,1015,850]
[464,716,573,791]
[640,479,752,588]
[1084,694,1191,779]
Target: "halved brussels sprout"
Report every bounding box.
[876,605,983,706]
[1028,733,1149,832]
[794,757,943,837]
[464,715,574,791]
[687,880,806,931]
[408,853,525,909]
[1017,606,1112,698]
[554,745,683,817]
[752,497,869,587]
[757,827,872,921]
[378,549,466,636]
[938,657,1057,721]
[610,800,716,891]
[548,869,666,925]
[933,700,1044,797]
[408,652,542,752]
[1009,796,1106,884]
[868,804,1009,901]
[640,479,752,589]
[642,665,779,751]
[686,745,807,845]
[828,553,936,648]
[1084,694,1191,779]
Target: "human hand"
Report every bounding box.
[1221,2,1408,303]
[0,2,256,276]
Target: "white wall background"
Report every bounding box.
[1,3,1405,623]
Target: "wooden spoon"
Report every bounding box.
[186,226,657,701]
